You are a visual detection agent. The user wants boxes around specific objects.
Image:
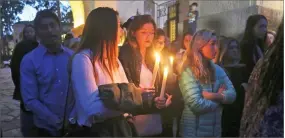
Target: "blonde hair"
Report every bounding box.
[182,29,216,84]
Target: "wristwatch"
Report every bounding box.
[69,118,76,124]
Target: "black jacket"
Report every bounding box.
[119,44,162,115]
[10,40,38,111]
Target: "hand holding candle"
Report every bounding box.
[151,52,160,87]
[160,67,168,98]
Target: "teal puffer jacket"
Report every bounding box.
[179,63,236,137]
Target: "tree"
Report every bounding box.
[27,0,73,24]
[0,0,27,64]
[1,0,26,35]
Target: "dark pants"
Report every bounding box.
[188,22,197,35]
[36,128,62,137]
[66,116,134,137]
[20,110,37,137]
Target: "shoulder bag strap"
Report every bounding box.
[61,53,77,136]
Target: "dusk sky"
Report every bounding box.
[18,1,69,21]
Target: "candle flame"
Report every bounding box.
[155,52,160,62]
[164,67,168,75]
[169,56,174,65]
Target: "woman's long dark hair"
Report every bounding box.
[240,15,267,60]
[154,28,165,40]
[22,24,36,41]
[127,15,156,49]
[240,14,268,80]
[241,15,267,49]
[77,7,119,82]
[259,19,283,105]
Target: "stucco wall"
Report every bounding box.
[256,0,283,11]
[117,1,144,22]
[197,5,259,39]
[93,1,144,22]
[258,5,283,31]
[144,0,155,19]
[178,0,283,39]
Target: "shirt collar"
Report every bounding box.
[39,44,65,54]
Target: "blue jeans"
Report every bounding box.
[20,110,37,137]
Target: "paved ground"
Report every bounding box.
[0,68,22,137]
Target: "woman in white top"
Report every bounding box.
[71,7,145,137]
[119,15,172,137]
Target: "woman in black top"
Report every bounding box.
[218,37,247,137]
[240,19,283,137]
[10,24,38,137]
[240,14,268,80]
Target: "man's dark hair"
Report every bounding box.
[34,9,60,30]
[191,2,198,7]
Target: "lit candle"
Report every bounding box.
[151,52,160,87]
[169,56,174,67]
[160,67,168,98]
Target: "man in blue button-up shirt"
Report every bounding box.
[20,10,74,136]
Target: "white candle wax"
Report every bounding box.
[160,67,168,98]
[169,56,174,66]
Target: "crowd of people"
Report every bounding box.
[9,7,283,137]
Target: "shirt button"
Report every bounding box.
[56,68,58,71]
[58,80,61,83]
[61,92,63,95]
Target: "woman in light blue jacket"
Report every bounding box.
[179,29,236,137]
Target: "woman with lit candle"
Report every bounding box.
[145,28,184,137]
[178,29,236,137]
[119,15,172,137]
[146,29,174,70]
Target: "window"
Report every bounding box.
[167,2,179,42]
[169,6,176,19]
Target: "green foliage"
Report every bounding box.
[1,0,25,35]
[27,0,73,24]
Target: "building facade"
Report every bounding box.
[69,0,157,36]
[69,0,283,42]
[157,0,283,42]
